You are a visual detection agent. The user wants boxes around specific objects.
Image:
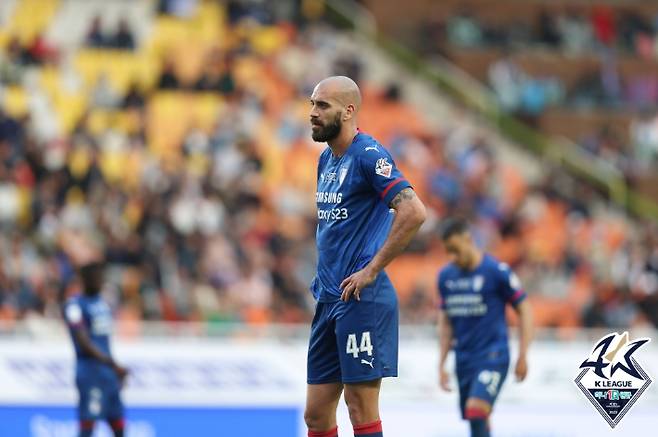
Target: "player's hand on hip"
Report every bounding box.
[439,368,452,392]
[340,267,377,302]
[112,363,129,385]
[515,355,528,382]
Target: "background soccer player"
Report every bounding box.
[437,218,533,437]
[64,262,128,437]
[305,76,426,437]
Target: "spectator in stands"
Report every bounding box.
[556,9,593,55]
[0,38,28,85]
[193,53,236,95]
[122,83,146,109]
[111,18,136,51]
[631,111,658,171]
[488,52,524,113]
[157,60,181,90]
[536,9,560,47]
[25,33,58,65]
[158,0,197,18]
[591,5,616,48]
[90,74,121,110]
[86,16,106,48]
[446,8,482,48]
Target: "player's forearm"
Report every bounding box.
[438,314,453,369]
[367,192,425,275]
[75,330,115,366]
[516,300,533,358]
[439,332,452,368]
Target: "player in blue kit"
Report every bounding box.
[304,76,427,437]
[437,218,533,437]
[64,262,128,437]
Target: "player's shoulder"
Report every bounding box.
[64,295,86,325]
[438,262,459,281]
[483,254,516,278]
[64,294,83,307]
[352,132,390,158]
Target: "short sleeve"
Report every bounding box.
[437,270,447,310]
[358,146,412,206]
[496,263,526,307]
[65,302,84,328]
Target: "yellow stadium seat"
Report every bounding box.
[3,86,28,117]
[55,93,87,133]
[75,50,151,94]
[192,93,222,132]
[6,0,60,44]
[148,92,189,154]
[87,109,112,135]
[170,42,207,84]
[250,26,288,55]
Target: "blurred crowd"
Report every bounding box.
[1,0,657,332]
[412,2,658,186]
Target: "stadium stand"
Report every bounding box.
[1,0,657,338]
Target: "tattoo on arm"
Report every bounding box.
[389,188,416,208]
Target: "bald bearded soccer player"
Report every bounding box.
[305,76,427,437]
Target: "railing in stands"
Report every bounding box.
[325,0,658,221]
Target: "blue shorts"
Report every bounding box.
[456,352,509,419]
[76,369,124,421]
[307,278,398,384]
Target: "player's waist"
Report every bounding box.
[76,354,114,365]
[311,271,393,301]
[454,342,509,361]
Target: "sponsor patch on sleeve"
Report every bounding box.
[375,158,393,178]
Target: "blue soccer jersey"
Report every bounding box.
[311,132,411,302]
[438,254,526,365]
[64,294,123,420]
[65,295,113,362]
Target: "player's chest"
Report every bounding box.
[444,273,492,295]
[86,302,113,335]
[316,156,365,204]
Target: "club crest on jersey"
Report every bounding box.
[574,332,652,428]
[472,275,484,292]
[338,165,349,186]
[375,158,392,178]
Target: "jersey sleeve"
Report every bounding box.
[64,301,85,329]
[496,263,527,307]
[357,146,412,206]
[437,270,447,310]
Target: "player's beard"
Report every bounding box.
[311,112,342,143]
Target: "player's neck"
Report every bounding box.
[327,125,358,157]
[467,250,483,270]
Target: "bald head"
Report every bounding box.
[313,76,362,113]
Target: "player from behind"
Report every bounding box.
[64,262,128,437]
[437,218,533,437]
[304,76,426,437]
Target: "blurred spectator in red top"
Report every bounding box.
[591,6,616,47]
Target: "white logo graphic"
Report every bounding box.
[472,275,484,292]
[478,370,501,396]
[338,166,349,186]
[509,272,521,290]
[365,145,379,152]
[575,332,652,428]
[375,158,393,178]
[361,358,374,369]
